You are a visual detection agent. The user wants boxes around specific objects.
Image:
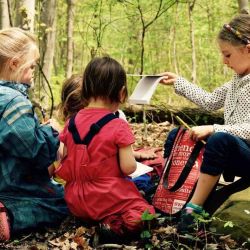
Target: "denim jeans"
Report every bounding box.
[201,132,250,176]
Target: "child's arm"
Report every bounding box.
[47,143,68,178]
[119,145,136,175]
[57,142,67,160]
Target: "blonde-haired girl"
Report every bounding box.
[0,27,68,241]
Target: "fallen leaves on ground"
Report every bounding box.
[1,122,248,250]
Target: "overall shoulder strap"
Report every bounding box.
[68,114,81,144]
[68,112,118,145]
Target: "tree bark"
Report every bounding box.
[188,0,196,82]
[15,0,35,31]
[0,0,10,29]
[123,104,224,125]
[172,3,179,75]
[238,0,249,14]
[66,0,76,78]
[38,0,57,113]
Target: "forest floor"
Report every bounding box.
[0,122,248,250]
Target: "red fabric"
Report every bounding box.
[0,202,10,241]
[102,204,155,235]
[56,108,155,233]
[135,148,164,177]
[153,128,204,215]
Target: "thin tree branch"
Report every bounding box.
[37,63,54,118]
[7,0,12,26]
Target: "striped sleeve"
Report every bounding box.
[0,95,59,168]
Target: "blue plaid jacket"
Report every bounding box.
[0,81,68,233]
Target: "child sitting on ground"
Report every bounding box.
[55,56,155,236]
[0,27,68,242]
[160,14,250,234]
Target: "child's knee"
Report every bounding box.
[207,132,234,147]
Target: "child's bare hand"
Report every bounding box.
[189,125,214,141]
[44,118,62,132]
[48,164,55,177]
[135,147,162,160]
[159,72,178,85]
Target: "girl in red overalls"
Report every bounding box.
[55,56,155,236]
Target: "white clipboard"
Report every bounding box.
[129,161,153,179]
[129,75,165,104]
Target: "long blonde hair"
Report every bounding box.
[0,27,39,82]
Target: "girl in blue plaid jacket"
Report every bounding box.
[0,28,68,241]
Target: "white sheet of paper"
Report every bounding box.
[129,161,153,179]
[129,75,165,104]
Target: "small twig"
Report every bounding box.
[97,243,136,249]
[175,115,206,145]
[18,233,33,242]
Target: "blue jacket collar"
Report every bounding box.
[0,80,30,97]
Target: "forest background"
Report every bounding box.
[1,1,250,248]
[0,0,249,120]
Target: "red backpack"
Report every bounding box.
[152,126,205,215]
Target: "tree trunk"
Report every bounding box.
[172,3,179,75]
[238,0,249,14]
[66,0,76,78]
[123,104,224,125]
[39,0,57,115]
[0,0,10,29]
[188,0,196,82]
[15,0,35,31]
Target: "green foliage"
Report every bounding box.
[33,0,240,108]
[140,210,160,249]
[211,216,235,229]
[224,221,234,228]
[141,209,157,221]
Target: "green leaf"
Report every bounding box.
[140,230,151,239]
[141,209,156,221]
[145,243,153,249]
[224,221,234,228]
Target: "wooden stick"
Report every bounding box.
[175,115,206,144]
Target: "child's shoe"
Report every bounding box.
[0,202,10,241]
[177,202,209,234]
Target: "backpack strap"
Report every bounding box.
[68,113,118,145]
[163,127,204,192]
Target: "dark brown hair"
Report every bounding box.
[59,74,87,121]
[82,56,128,103]
[218,14,250,46]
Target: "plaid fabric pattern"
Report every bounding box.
[0,81,68,233]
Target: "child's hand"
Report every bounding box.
[48,163,55,177]
[189,125,214,141]
[44,118,62,132]
[159,72,178,85]
[135,147,162,160]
